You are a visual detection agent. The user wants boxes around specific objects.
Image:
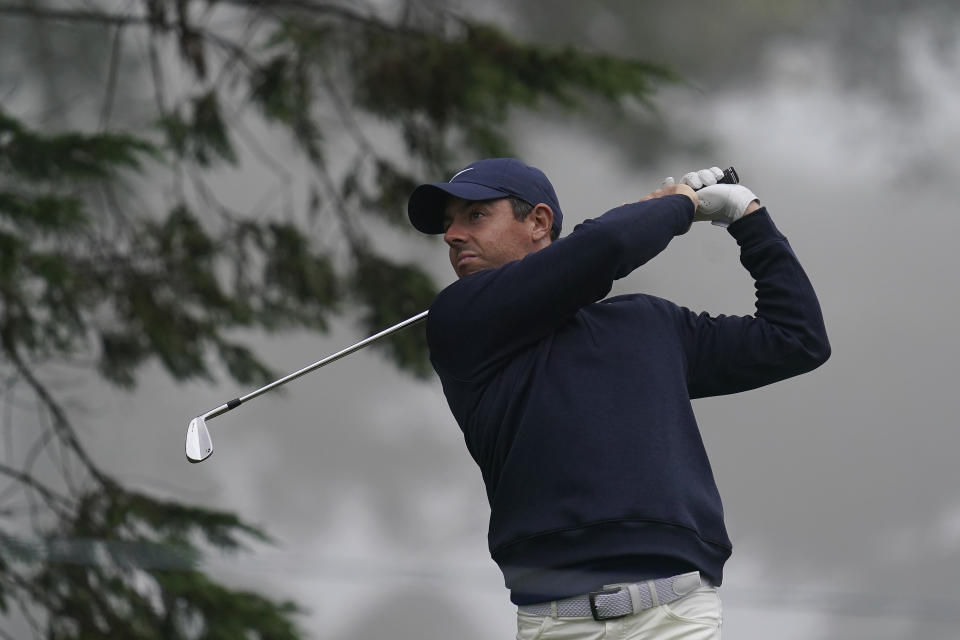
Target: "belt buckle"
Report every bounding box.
[588,587,629,622]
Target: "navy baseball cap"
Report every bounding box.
[407,158,563,236]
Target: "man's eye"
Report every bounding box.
[469,210,484,220]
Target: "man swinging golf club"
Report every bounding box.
[407,158,830,639]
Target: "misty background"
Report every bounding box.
[3,1,959,638]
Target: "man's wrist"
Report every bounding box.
[727,206,774,241]
[675,183,699,209]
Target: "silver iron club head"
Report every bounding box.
[183,310,429,464]
[186,416,213,463]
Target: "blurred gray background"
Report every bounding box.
[8,1,960,638]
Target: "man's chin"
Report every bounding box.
[457,262,488,278]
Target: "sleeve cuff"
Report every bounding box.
[727,207,784,248]
[667,193,696,234]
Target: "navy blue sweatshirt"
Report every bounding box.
[426,195,830,605]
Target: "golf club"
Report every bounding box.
[185,310,428,463]
[719,166,738,185]
[185,166,739,464]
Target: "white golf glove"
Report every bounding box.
[694,184,759,227]
[662,167,758,227]
[677,166,725,190]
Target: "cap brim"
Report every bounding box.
[408,182,510,234]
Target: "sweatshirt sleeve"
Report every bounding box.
[427,194,695,381]
[682,208,831,398]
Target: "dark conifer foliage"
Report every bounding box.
[0,1,675,636]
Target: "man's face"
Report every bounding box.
[442,197,539,278]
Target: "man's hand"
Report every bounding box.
[693,184,760,227]
[674,167,726,191]
[662,166,760,227]
[639,183,699,209]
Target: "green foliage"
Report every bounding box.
[89,204,346,388]
[0,111,153,181]
[0,116,343,389]
[22,486,301,639]
[360,160,422,227]
[0,1,678,637]
[346,22,677,160]
[0,115,136,359]
[0,192,86,232]
[250,54,313,127]
[152,571,302,640]
[259,222,340,327]
[157,92,237,166]
[354,251,436,378]
[248,42,325,163]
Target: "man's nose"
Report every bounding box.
[444,221,466,246]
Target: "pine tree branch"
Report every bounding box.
[12,424,56,499]
[146,20,169,115]
[0,0,459,49]
[99,23,125,130]
[319,65,377,160]
[0,337,112,490]
[314,161,368,257]
[229,115,295,199]
[22,400,80,499]
[0,462,73,517]
[1,371,19,465]
[0,567,50,637]
[217,0,399,32]
[0,4,137,27]
[0,3,257,67]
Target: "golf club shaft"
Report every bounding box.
[201,310,429,423]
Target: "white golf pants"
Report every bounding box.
[516,585,721,640]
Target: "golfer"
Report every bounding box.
[407,158,829,639]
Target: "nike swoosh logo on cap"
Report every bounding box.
[449,167,474,182]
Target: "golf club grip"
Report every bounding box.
[718,166,739,185]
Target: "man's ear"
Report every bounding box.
[529,203,554,242]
